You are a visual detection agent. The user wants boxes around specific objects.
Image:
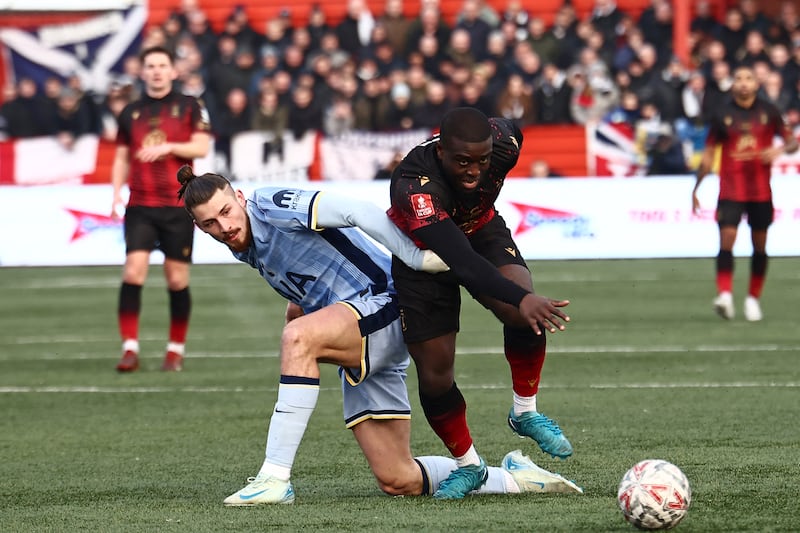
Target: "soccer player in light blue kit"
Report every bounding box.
[176,166,582,505]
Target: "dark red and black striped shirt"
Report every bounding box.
[705,97,792,202]
[116,91,210,207]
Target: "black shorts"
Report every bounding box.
[124,206,194,262]
[392,214,528,344]
[716,200,774,231]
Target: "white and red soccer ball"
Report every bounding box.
[617,459,692,530]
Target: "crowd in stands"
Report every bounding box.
[1,0,800,176]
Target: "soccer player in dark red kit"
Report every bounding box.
[387,107,573,499]
[111,46,212,372]
[692,65,797,322]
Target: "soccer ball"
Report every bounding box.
[617,459,692,530]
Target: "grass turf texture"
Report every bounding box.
[1,258,798,532]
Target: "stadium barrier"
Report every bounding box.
[1,176,799,267]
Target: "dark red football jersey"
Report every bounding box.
[705,97,792,202]
[388,118,522,247]
[116,91,211,207]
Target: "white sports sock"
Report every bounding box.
[415,456,516,494]
[258,381,319,481]
[122,339,139,353]
[166,342,184,355]
[455,445,481,468]
[513,392,537,416]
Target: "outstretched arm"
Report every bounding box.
[315,192,448,273]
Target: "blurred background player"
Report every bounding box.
[388,107,573,499]
[112,46,212,372]
[176,166,583,504]
[692,64,797,322]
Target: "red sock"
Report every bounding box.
[420,385,472,457]
[169,318,189,344]
[716,270,733,294]
[118,283,141,342]
[119,311,139,342]
[505,330,546,396]
[748,274,765,298]
[168,288,191,344]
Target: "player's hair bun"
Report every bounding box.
[176,164,196,185]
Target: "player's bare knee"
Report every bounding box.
[376,474,416,496]
[280,321,313,361]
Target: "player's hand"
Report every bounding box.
[691,190,701,215]
[761,147,782,164]
[520,294,570,335]
[136,143,172,162]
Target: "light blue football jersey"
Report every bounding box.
[233,187,395,313]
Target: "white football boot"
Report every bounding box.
[713,291,734,320]
[223,473,295,506]
[501,450,583,494]
[743,296,763,322]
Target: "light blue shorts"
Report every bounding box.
[336,293,411,428]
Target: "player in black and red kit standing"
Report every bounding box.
[112,46,212,372]
[387,107,573,499]
[692,65,797,322]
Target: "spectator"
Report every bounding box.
[530,159,563,178]
[251,88,288,160]
[646,125,689,175]
[411,79,449,128]
[739,0,772,35]
[759,70,793,114]
[691,0,722,39]
[353,76,390,130]
[503,0,530,42]
[605,89,641,129]
[52,87,97,150]
[336,0,375,56]
[495,72,536,127]
[718,8,747,64]
[590,0,624,44]
[379,0,413,55]
[287,84,324,140]
[214,87,251,172]
[407,4,451,59]
[703,59,734,112]
[533,62,572,124]
[569,68,618,125]
[444,28,477,70]
[767,43,798,97]
[455,0,495,60]
[384,82,416,130]
[645,1,676,66]
[206,34,241,107]
[373,150,404,179]
[263,15,292,53]
[527,17,559,63]
[737,30,770,66]
[184,9,218,62]
[323,94,356,137]
[306,4,332,52]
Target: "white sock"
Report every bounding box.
[166,342,184,355]
[415,456,517,494]
[513,392,537,416]
[259,379,319,481]
[454,445,481,468]
[122,339,139,353]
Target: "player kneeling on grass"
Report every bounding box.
[176,166,583,504]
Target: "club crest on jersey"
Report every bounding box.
[411,193,434,219]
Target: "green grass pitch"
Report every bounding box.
[1,258,798,532]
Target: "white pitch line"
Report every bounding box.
[2,344,798,362]
[0,382,797,394]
